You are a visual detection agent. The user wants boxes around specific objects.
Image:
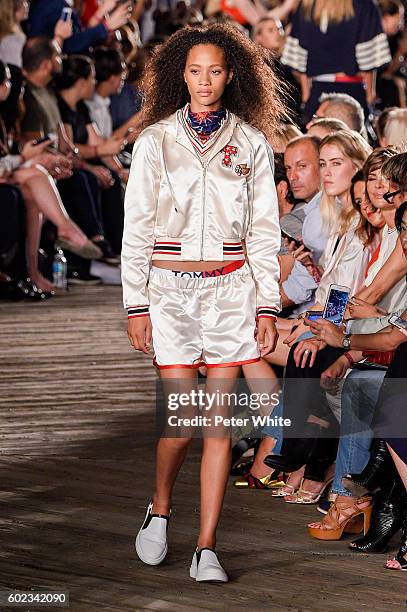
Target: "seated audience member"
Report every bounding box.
[355,152,407,313]
[21,37,118,269]
[0,0,29,68]
[55,54,126,255]
[375,106,397,146]
[273,122,302,153]
[109,25,146,133]
[377,108,407,147]
[307,117,349,139]
[307,92,367,138]
[252,15,302,124]
[86,46,136,154]
[377,0,406,109]
[274,153,296,220]
[28,0,131,54]
[280,136,325,300]
[0,60,99,293]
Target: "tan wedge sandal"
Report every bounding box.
[307,495,372,541]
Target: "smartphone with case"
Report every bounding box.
[389,314,407,336]
[281,230,311,253]
[323,284,350,326]
[305,310,324,321]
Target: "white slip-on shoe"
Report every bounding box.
[190,548,228,582]
[135,501,170,565]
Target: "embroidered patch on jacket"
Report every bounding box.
[235,163,250,176]
[153,241,181,255]
[221,145,238,167]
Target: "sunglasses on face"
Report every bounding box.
[383,189,402,203]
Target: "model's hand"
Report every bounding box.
[304,318,344,348]
[320,355,350,395]
[348,297,387,320]
[256,318,278,356]
[128,315,152,354]
[293,338,326,368]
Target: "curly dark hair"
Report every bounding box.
[139,23,288,144]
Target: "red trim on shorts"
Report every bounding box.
[153,355,260,369]
[128,313,150,319]
[153,359,204,370]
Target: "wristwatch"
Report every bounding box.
[342,334,352,350]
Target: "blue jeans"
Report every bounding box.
[332,368,386,496]
[261,391,284,455]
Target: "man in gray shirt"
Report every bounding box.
[280,136,326,311]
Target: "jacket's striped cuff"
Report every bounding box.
[127,305,150,318]
[256,307,278,321]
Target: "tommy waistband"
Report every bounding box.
[151,259,245,279]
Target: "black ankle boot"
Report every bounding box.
[386,511,407,570]
[349,472,407,553]
[230,432,260,476]
[263,422,322,473]
[343,440,393,494]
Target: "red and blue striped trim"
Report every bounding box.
[128,305,150,318]
[153,241,181,256]
[223,241,244,258]
[256,307,278,321]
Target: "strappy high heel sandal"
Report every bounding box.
[285,478,333,505]
[233,469,283,489]
[308,496,372,541]
[271,466,304,497]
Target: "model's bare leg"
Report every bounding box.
[152,367,197,515]
[242,359,280,478]
[198,365,240,550]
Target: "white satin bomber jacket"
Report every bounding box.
[121,109,281,317]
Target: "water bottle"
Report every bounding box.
[52,247,67,290]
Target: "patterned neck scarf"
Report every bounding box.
[180,104,228,157]
[187,106,227,138]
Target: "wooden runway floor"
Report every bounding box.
[0,286,406,612]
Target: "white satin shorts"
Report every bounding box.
[148,262,260,369]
